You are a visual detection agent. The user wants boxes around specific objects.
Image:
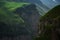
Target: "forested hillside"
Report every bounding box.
[35,5,60,40]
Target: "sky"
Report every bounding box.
[40,0,60,8]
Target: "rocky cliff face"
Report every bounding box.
[14,4,40,36]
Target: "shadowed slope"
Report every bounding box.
[35,5,60,40]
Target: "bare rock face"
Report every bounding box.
[15,4,40,35]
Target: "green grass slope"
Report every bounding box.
[0,1,30,25]
[0,1,27,25]
[0,2,30,35]
[0,8,24,24]
[5,2,30,11]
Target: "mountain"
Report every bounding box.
[0,1,40,40]
[35,5,60,40]
[14,3,40,35]
[0,2,27,36]
[4,0,49,15]
[5,2,30,11]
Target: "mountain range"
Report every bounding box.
[2,0,50,15]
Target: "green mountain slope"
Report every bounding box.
[0,2,26,25]
[5,2,30,11]
[0,1,30,24]
[0,2,30,36]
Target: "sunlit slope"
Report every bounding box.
[5,2,30,11]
